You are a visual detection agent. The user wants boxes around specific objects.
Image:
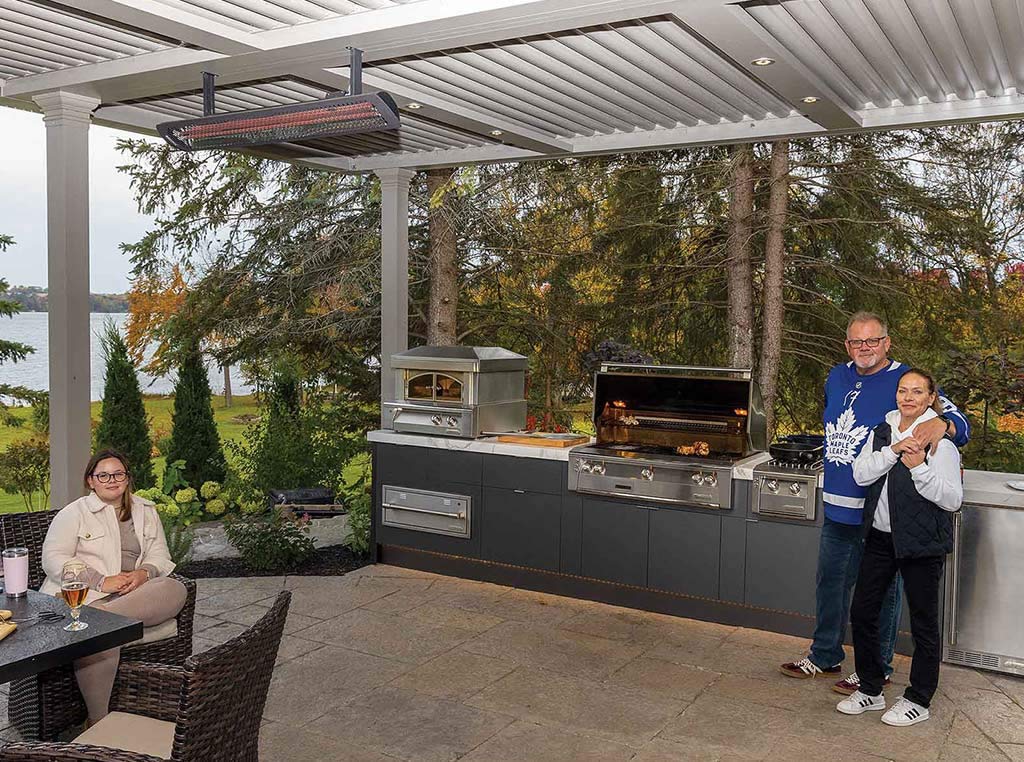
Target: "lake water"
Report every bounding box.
[0,312,253,401]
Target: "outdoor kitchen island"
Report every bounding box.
[367,430,838,641]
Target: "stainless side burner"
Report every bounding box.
[752,459,822,521]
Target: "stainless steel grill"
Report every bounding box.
[568,364,766,509]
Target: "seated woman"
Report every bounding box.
[837,368,962,726]
[41,448,187,724]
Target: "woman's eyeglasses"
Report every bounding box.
[92,471,129,484]
[845,336,887,349]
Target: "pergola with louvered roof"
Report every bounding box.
[2,0,1023,505]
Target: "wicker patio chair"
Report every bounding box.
[0,510,197,741]
[0,591,291,762]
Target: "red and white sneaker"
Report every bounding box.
[833,671,893,696]
[779,657,842,679]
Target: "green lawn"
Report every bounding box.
[0,394,269,514]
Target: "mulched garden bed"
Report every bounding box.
[177,544,371,578]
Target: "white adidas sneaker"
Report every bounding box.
[881,697,930,726]
[836,690,886,715]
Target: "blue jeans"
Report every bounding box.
[810,517,902,675]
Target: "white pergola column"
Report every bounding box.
[33,91,99,510]
[374,168,415,427]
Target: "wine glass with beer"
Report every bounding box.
[60,561,89,632]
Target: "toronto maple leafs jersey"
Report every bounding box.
[823,360,970,525]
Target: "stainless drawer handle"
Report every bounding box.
[383,502,465,520]
[949,511,962,646]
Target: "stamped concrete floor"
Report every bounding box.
[4,565,1023,761]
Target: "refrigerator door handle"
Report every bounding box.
[949,511,962,646]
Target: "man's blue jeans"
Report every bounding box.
[810,517,902,675]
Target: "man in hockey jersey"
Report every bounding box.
[780,312,969,694]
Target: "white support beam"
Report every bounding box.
[3,0,691,100]
[33,91,99,510]
[671,2,862,130]
[375,167,415,426]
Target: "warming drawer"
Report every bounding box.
[382,485,471,538]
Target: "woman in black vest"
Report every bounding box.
[836,368,962,726]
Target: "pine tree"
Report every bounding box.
[95,322,156,488]
[166,348,225,488]
[1,234,47,427]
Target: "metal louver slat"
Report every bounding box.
[746,4,867,109]
[776,2,881,106]
[949,0,1009,95]
[392,57,587,135]
[819,0,920,104]
[415,53,599,134]
[498,40,659,131]
[368,63,570,137]
[906,0,978,100]
[651,20,791,117]
[542,33,681,127]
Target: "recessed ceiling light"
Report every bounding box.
[406,102,422,110]
[490,129,503,136]
[802,96,820,104]
[751,57,775,67]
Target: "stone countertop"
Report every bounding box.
[367,430,769,480]
[963,469,1024,508]
[367,429,580,462]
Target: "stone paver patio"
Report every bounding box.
[3,565,1024,760]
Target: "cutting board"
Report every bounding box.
[495,432,589,447]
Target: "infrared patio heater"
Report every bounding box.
[157,48,400,151]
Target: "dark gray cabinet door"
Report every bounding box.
[481,487,561,571]
[744,519,819,616]
[647,507,721,598]
[581,498,649,586]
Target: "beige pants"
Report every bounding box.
[74,576,188,722]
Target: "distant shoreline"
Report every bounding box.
[5,286,128,313]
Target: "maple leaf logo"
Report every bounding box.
[825,407,870,465]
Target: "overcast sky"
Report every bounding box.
[0,107,158,294]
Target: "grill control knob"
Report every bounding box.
[691,473,703,484]
[446,416,458,427]
[594,463,606,476]
[430,415,443,426]
[640,467,654,481]
[766,480,779,493]
[789,482,802,496]
[577,460,592,474]
[704,473,718,487]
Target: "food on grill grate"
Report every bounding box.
[675,441,711,457]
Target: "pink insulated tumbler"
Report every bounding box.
[2,548,29,598]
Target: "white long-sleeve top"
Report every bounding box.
[852,408,963,532]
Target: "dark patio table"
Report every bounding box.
[0,590,143,684]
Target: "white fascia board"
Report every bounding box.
[72,0,261,54]
[671,2,862,130]
[860,94,1024,130]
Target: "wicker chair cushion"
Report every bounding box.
[74,711,174,758]
[134,619,178,645]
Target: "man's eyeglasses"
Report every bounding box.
[92,471,129,484]
[845,336,887,349]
